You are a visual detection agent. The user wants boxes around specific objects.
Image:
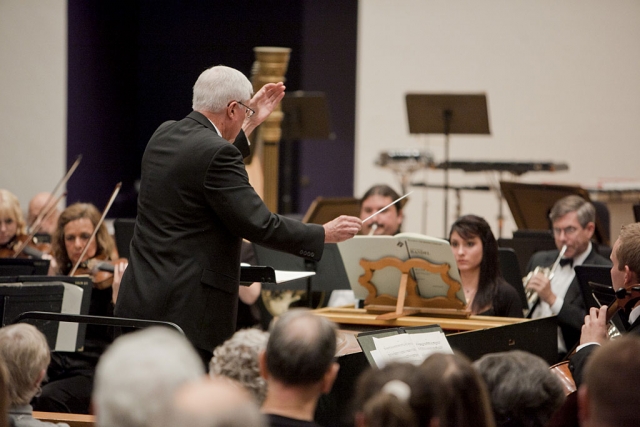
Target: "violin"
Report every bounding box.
[73,254,128,290]
[549,283,640,395]
[0,234,51,259]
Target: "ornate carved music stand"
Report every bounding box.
[405,94,491,236]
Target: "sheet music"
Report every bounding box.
[371,331,453,367]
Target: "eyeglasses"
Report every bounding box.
[233,100,255,119]
[553,225,580,237]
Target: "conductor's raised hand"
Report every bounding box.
[243,82,286,137]
[323,215,362,243]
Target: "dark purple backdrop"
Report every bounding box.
[67,0,356,217]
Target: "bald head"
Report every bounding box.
[28,192,59,235]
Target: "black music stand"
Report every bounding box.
[406,93,490,236]
[280,91,332,214]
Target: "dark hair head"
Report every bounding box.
[449,215,500,312]
[265,309,337,386]
[360,185,403,213]
[420,353,495,427]
[352,363,436,427]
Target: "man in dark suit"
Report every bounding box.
[115,65,362,364]
[525,195,611,358]
[569,222,640,387]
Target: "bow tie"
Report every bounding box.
[559,258,573,268]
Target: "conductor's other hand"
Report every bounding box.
[323,216,362,243]
[243,82,286,137]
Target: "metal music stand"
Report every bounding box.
[280,91,332,214]
[406,93,490,236]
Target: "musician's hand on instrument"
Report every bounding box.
[323,215,362,243]
[243,82,286,137]
[580,306,608,346]
[526,273,556,306]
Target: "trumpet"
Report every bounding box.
[522,244,567,312]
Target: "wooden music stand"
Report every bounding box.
[358,256,469,320]
[406,93,491,236]
[302,197,360,224]
[500,181,609,246]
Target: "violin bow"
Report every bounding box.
[29,155,83,234]
[12,191,66,258]
[69,182,122,276]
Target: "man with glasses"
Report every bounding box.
[115,65,362,366]
[525,195,611,359]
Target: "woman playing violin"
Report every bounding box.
[32,203,127,414]
[0,189,28,256]
[51,202,127,300]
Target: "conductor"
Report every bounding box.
[115,65,362,364]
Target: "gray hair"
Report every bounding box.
[209,328,269,404]
[473,350,565,427]
[0,323,50,406]
[266,308,337,386]
[93,327,204,427]
[192,65,253,113]
[549,195,595,228]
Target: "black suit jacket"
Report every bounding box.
[115,111,325,351]
[527,246,611,354]
[569,317,640,388]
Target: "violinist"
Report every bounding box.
[569,222,640,388]
[0,189,28,256]
[27,192,60,238]
[32,202,127,414]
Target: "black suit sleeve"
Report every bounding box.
[233,130,251,158]
[569,344,598,388]
[204,142,325,261]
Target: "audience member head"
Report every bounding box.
[474,350,565,427]
[262,308,338,388]
[578,334,640,427]
[420,352,495,427]
[0,323,50,407]
[191,65,253,142]
[27,192,60,236]
[449,214,501,313]
[610,223,640,292]
[359,185,404,236]
[209,328,269,404]
[52,202,116,274]
[93,327,204,427]
[0,189,26,247]
[352,363,437,427]
[164,377,266,427]
[549,195,596,259]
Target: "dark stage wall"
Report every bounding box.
[67,0,357,217]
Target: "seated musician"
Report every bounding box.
[0,189,28,256]
[569,222,640,388]
[449,215,523,317]
[525,196,611,359]
[32,202,127,414]
[359,184,404,236]
[329,184,405,307]
[27,192,61,238]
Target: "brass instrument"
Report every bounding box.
[522,244,567,313]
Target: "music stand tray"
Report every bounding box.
[500,181,609,246]
[405,93,491,235]
[302,197,360,225]
[281,91,332,140]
